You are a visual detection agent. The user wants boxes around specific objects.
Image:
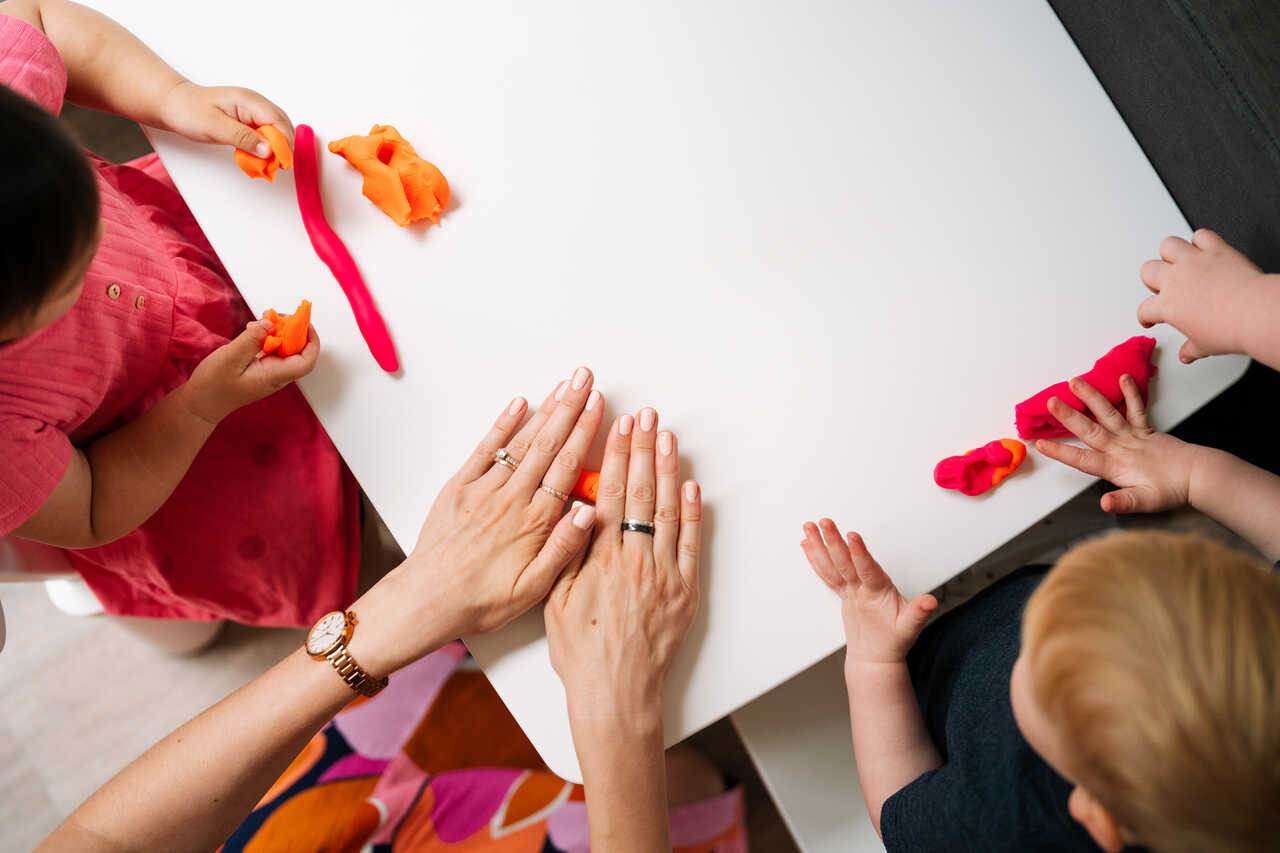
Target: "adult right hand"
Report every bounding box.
[349,367,605,676]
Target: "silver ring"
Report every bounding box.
[621,519,656,535]
[494,448,520,471]
[539,483,569,501]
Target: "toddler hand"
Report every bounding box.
[802,519,937,665]
[183,320,319,424]
[1138,229,1265,363]
[1036,374,1202,513]
[159,81,294,159]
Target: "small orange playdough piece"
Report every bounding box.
[327,125,450,226]
[933,438,1026,497]
[235,125,294,182]
[261,300,312,356]
[571,470,600,503]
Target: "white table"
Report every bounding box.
[96,0,1247,782]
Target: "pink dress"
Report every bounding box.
[0,16,359,626]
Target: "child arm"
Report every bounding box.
[1038,375,1280,561]
[802,520,942,835]
[1138,229,1280,371]
[13,321,317,549]
[2,0,292,155]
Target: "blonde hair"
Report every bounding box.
[1022,530,1280,853]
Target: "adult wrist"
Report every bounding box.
[567,688,665,744]
[344,568,452,677]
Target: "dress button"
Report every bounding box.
[134,294,145,309]
[106,283,121,300]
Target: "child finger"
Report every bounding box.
[818,518,856,582]
[801,522,843,591]
[1068,377,1127,433]
[902,593,938,635]
[455,395,528,483]
[1118,374,1150,430]
[1047,396,1111,450]
[845,531,890,591]
[1179,340,1207,364]
[1136,295,1164,329]
[1159,235,1194,262]
[1034,438,1109,478]
[1100,486,1157,514]
[1190,228,1224,250]
[1138,259,1168,293]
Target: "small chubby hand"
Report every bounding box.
[1035,374,1201,514]
[802,519,936,665]
[159,80,294,158]
[183,319,318,424]
[1138,229,1265,364]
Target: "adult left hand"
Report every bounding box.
[159,81,294,158]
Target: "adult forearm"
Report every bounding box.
[845,660,941,835]
[1189,446,1280,562]
[38,648,350,853]
[570,708,670,853]
[36,0,186,128]
[81,384,217,545]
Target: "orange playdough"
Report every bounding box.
[327,125,450,226]
[571,470,600,503]
[234,124,294,182]
[261,300,312,356]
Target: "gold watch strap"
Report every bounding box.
[326,646,388,697]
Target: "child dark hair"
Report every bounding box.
[0,83,100,324]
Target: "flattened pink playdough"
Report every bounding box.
[934,439,1027,496]
[1015,336,1156,439]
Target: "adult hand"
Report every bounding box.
[545,408,702,732]
[182,320,319,424]
[802,519,936,666]
[158,80,295,158]
[350,368,605,676]
[1035,375,1202,514]
[1137,229,1265,364]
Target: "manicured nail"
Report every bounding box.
[639,408,657,432]
[573,504,596,529]
[555,381,568,402]
[684,481,699,501]
[657,431,673,455]
[254,141,271,157]
[586,390,601,411]
[572,366,590,391]
[618,414,634,436]
[508,396,525,415]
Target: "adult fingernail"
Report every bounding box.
[586,390,601,411]
[254,141,270,157]
[573,504,596,529]
[619,414,634,436]
[684,481,699,501]
[572,366,590,390]
[639,407,656,432]
[555,381,568,402]
[508,396,525,415]
[658,430,673,455]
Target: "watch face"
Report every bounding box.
[306,611,346,655]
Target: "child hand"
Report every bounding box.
[183,320,319,424]
[159,81,294,159]
[802,519,937,665]
[1138,229,1265,363]
[1035,375,1202,513]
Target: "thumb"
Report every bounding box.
[1100,485,1162,514]
[532,503,596,603]
[904,593,938,635]
[211,110,271,157]
[223,320,271,365]
[1179,339,1208,364]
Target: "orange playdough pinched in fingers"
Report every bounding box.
[235,124,293,182]
[261,299,311,356]
[327,125,450,226]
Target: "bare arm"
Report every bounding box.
[15,323,317,549]
[570,712,671,851]
[801,520,940,835]
[1189,447,1280,563]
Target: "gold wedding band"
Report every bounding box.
[494,448,520,471]
[539,483,569,501]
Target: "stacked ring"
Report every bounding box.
[621,519,656,535]
[494,448,520,471]
[539,483,569,501]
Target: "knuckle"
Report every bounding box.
[598,480,626,500]
[628,483,655,503]
[534,433,559,455]
[654,505,680,524]
[554,448,581,472]
[679,541,701,560]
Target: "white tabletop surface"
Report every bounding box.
[94,0,1246,781]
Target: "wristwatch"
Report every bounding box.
[305,610,388,698]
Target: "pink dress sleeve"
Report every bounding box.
[0,13,68,114]
[0,416,72,535]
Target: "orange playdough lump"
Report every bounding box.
[327,125,450,226]
[571,470,600,503]
[234,125,294,182]
[261,299,312,356]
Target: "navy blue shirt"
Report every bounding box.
[880,566,1101,852]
